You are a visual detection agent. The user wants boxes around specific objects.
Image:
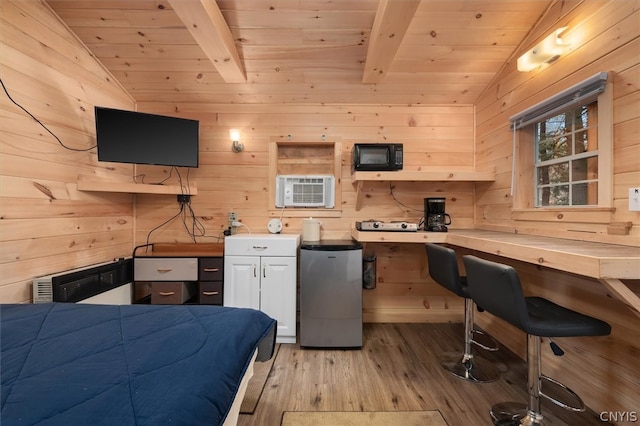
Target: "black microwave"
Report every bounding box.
[353,143,403,171]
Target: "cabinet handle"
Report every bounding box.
[252,245,268,251]
[202,291,219,296]
[253,265,257,277]
[158,291,175,296]
[263,264,266,278]
[202,268,220,272]
[156,268,173,273]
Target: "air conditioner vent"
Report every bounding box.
[33,279,53,304]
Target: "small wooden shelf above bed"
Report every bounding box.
[77,175,197,195]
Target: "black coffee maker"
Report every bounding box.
[424,197,451,232]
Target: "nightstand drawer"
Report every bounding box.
[135,258,198,281]
[150,282,196,304]
[199,281,223,305]
[199,258,223,281]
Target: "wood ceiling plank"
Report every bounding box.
[128,83,483,105]
[88,44,209,59]
[391,58,506,73]
[110,71,226,85]
[362,0,421,84]
[46,1,172,11]
[217,0,378,12]
[396,45,515,61]
[50,8,183,28]
[99,57,218,72]
[223,10,375,29]
[402,28,529,47]
[167,0,246,83]
[72,27,197,44]
[240,44,366,60]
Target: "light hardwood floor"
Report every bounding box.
[238,323,609,426]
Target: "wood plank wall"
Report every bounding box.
[0,0,135,303]
[132,104,476,323]
[474,0,640,416]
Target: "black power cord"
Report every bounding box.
[0,78,96,152]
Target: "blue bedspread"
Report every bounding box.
[1,303,276,426]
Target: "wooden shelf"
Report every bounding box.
[352,169,495,182]
[352,169,495,210]
[269,208,342,218]
[77,175,197,195]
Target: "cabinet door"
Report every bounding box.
[260,256,297,341]
[223,256,260,309]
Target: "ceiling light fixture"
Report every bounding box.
[517,27,569,72]
[230,129,243,153]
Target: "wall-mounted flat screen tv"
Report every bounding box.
[95,106,199,168]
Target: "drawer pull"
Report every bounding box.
[203,268,220,272]
[252,245,268,251]
[158,291,175,296]
[202,291,219,296]
[156,268,173,273]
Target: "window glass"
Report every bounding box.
[533,102,598,207]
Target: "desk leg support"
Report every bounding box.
[599,278,640,318]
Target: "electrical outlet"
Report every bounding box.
[629,188,640,212]
[228,212,238,233]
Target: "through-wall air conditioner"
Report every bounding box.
[275,175,335,208]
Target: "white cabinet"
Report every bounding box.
[224,234,300,344]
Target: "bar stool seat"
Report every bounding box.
[426,244,500,383]
[462,255,611,426]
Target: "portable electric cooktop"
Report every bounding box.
[355,220,418,232]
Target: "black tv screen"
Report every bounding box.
[95,107,199,168]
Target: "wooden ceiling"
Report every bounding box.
[46,0,552,105]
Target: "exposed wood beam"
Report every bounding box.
[362,0,421,84]
[168,0,246,83]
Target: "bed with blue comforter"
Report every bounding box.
[1,303,276,426]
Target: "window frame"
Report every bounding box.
[511,74,613,223]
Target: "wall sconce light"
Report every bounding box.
[230,129,243,153]
[517,27,569,72]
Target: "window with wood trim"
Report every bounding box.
[511,72,612,215]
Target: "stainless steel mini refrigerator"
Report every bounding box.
[300,239,363,348]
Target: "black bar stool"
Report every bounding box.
[425,244,500,383]
[462,255,611,426]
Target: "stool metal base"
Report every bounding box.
[439,297,501,383]
[490,401,528,425]
[440,352,500,383]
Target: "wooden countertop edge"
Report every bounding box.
[135,243,224,257]
[351,228,640,280]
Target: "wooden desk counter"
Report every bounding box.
[351,228,640,315]
[445,230,640,280]
[134,243,224,258]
